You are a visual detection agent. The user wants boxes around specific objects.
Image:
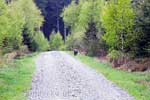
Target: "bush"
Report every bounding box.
[49,32,64,50]
[108,50,127,68]
[0,50,5,66]
[16,45,30,57]
[1,34,23,53]
[65,34,74,50]
[0,45,30,66]
[33,32,50,51]
[108,50,124,60]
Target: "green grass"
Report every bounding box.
[69,52,150,100]
[0,53,37,100]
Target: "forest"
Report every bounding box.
[0,0,150,70]
[0,0,149,68]
[61,0,150,71]
[0,0,150,100]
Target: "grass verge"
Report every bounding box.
[0,53,37,100]
[68,52,150,100]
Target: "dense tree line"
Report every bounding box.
[132,0,150,57]
[0,0,70,56]
[0,0,149,58]
[62,0,150,57]
[0,0,49,54]
[34,0,71,38]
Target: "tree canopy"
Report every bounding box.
[62,0,150,57]
[0,0,49,53]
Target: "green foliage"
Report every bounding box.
[0,0,47,53]
[62,0,150,58]
[33,32,49,51]
[101,0,135,51]
[77,1,92,32]
[108,50,124,60]
[20,0,44,51]
[65,34,74,50]
[132,0,150,57]
[62,0,104,36]
[0,0,25,53]
[83,22,101,56]
[62,2,80,31]
[49,32,64,50]
[0,0,8,47]
[62,0,106,56]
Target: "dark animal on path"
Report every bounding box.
[74,49,78,56]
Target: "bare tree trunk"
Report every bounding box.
[121,33,124,52]
[56,7,60,33]
[64,25,67,44]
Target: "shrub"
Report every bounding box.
[1,34,23,53]
[65,34,74,50]
[49,32,64,50]
[32,32,50,51]
[16,45,30,57]
[108,50,124,60]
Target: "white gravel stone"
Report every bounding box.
[28,51,136,100]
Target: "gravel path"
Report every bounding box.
[28,51,135,100]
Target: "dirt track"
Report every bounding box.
[28,51,135,100]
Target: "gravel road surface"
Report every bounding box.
[28,51,135,100]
